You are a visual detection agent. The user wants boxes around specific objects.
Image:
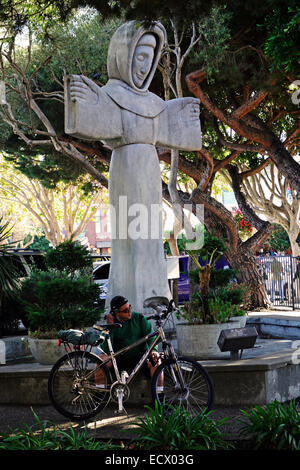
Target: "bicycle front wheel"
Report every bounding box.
[151,356,214,416]
[48,351,111,421]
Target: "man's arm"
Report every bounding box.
[141,315,157,350]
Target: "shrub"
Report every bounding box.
[20,240,100,337]
[45,240,93,279]
[22,271,100,336]
[239,400,300,450]
[212,284,245,306]
[131,401,233,450]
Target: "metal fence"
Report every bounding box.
[257,255,300,310]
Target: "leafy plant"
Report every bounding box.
[182,294,244,324]
[212,283,245,306]
[131,401,233,450]
[239,400,300,450]
[0,409,119,450]
[0,218,23,335]
[0,217,21,300]
[185,232,227,323]
[180,231,245,324]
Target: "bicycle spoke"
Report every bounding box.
[152,358,214,416]
[48,351,110,420]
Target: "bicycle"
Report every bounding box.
[48,296,214,421]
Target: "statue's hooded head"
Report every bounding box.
[107,21,166,93]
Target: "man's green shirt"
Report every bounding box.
[101,311,156,363]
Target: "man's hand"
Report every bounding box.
[148,351,161,367]
[105,312,114,324]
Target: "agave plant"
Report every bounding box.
[0,217,21,303]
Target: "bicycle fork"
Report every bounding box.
[163,340,187,395]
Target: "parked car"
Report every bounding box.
[92,260,110,286]
[3,249,46,277]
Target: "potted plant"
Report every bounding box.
[20,240,101,364]
[176,232,246,359]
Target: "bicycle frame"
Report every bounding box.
[84,321,177,390]
[94,325,165,386]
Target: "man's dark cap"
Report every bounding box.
[110,296,128,312]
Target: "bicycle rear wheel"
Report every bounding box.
[151,356,214,416]
[48,351,111,421]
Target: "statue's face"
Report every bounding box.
[132,35,156,88]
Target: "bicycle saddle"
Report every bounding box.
[143,296,170,309]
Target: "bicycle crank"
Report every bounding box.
[110,381,130,413]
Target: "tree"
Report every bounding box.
[0,3,298,308]
[0,9,119,188]
[237,163,300,256]
[0,154,105,246]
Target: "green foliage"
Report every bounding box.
[208,297,244,323]
[3,148,88,189]
[266,224,290,253]
[188,266,237,289]
[131,401,232,450]
[0,409,119,450]
[181,231,245,323]
[22,234,52,253]
[212,284,245,306]
[262,1,300,74]
[240,400,300,450]
[187,231,226,266]
[45,240,93,279]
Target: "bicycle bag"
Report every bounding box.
[57,329,103,346]
[58,329,83,345]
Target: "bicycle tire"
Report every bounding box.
[151,356,214,416]
[48,350,111,421]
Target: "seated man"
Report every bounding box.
[97,295,162,387]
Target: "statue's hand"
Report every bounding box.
[180,97,200,123]
[69,74,99,105]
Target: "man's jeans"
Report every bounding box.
[271,279,283,301]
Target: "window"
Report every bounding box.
[93,263,110,280]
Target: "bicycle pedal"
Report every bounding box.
[114,408,128,415]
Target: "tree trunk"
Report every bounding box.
[199,264,214,323]
[225,246,271,309]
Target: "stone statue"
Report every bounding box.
[65,21,202,312]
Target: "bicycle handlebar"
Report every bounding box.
[146,299,177,322]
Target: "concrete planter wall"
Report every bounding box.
[28,337,66,365]
[229,315,247,328]
[176,321,240,360]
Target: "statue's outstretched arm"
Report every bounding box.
[64,75,122,141]
[157,97,202,151]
